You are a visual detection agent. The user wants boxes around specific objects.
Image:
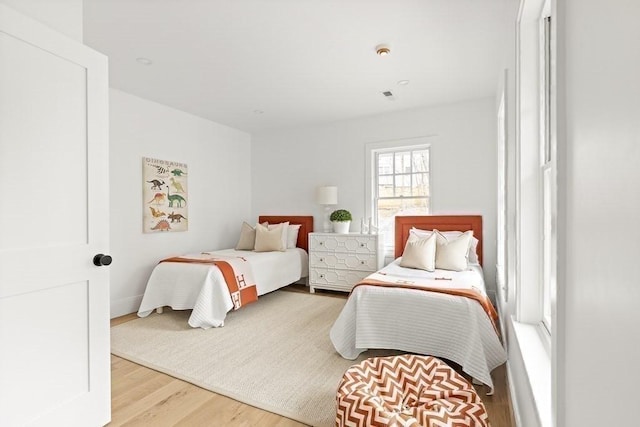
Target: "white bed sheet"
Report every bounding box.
[138,248,308,328]
[329,259,507,391]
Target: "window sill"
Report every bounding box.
[511,317,552,427]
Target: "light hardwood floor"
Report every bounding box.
[110,287,515,426]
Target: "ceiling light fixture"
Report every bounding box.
[397,80,410,86]
[375,44,391,57]
[253,109,264,114]
[136,57,153,65]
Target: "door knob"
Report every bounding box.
[93,254,112,266]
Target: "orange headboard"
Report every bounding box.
[258,215,314,252]
[395,215,483,266]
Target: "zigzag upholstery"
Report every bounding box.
[336,355,490,427]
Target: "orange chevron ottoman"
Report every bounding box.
[336,354,490,427]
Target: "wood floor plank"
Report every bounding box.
[110,355,140,377]
[110,378,190,425]
[111,366,175,413]
[111,313,139,327]
[173,395,244,427]
[270,417,308,427]
[120,383,214,426]
[111,363,157,395]
[173,394,303,427]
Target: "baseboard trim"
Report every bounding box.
[506,360,523,427]
[111,294,143,319]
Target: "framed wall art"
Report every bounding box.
[142,157,188,233]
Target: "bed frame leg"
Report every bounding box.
[156,307,164,314]
[310,286,316,294]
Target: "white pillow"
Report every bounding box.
[434,230,473,271]
[399,232,437,271]
[468,237,479,264]
[255,223,286,252]
[410,227,480,264]
[235,222,264,250]
[286,224,301,249]
[267,221,290,250]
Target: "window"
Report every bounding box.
[497,79,508,302]
[514,0,555,333]
[366,141,431,255]
[540,15,555,331]
[512,1,555,424]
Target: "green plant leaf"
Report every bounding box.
[330,209,352,222]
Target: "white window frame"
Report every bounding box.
[539,12,556,333]
[513,1,556,425]
[365,136,435,258]
[497,70,508,303]
[515,0,555,337]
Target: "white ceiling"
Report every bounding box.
[83,0,513,133]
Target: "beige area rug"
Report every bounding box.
[111,290,397,427]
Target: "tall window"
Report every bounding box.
[541,15,555,331]
[497,84,507,302]
[371,145,430,253]
[515,0,555,334]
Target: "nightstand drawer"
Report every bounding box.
[309,234,378,254]
[309,268,371,291]
[309,252,378,272]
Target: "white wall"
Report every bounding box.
[109,89,252,317]
[251,98,499,291]
[0,0,82,42]
[556,1,640,425]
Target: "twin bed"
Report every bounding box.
[330,215,507,392]
[137,216,313,328]
[137,214,506,390]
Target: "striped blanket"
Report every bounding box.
[352,270,499,332]
[160,253,258,310]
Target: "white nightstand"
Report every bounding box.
[308,232,384,293]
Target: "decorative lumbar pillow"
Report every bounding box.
[434,230,473,271]
[235,222,264,250]
[411,227,480,264]
[255,223,286,252]
[400,232,437,272]
[267,221,290,250]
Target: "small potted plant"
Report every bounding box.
[330,209,352,234]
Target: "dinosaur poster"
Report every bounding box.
[143,157,188,233]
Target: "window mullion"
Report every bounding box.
[369,144,430,257]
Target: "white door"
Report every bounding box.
[0,5,110,426]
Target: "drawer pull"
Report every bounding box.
[360,261,366,265]
[319,274,325,278]
[319,242,324,246]
[360,243,365,247]
[319,258,324,262]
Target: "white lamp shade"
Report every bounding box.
[316,186,338,205]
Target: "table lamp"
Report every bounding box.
[316,186,338,232]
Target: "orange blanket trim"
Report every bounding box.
[352,278,499,331]
[160,256,258,310]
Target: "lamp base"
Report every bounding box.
[323,205,332,232]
